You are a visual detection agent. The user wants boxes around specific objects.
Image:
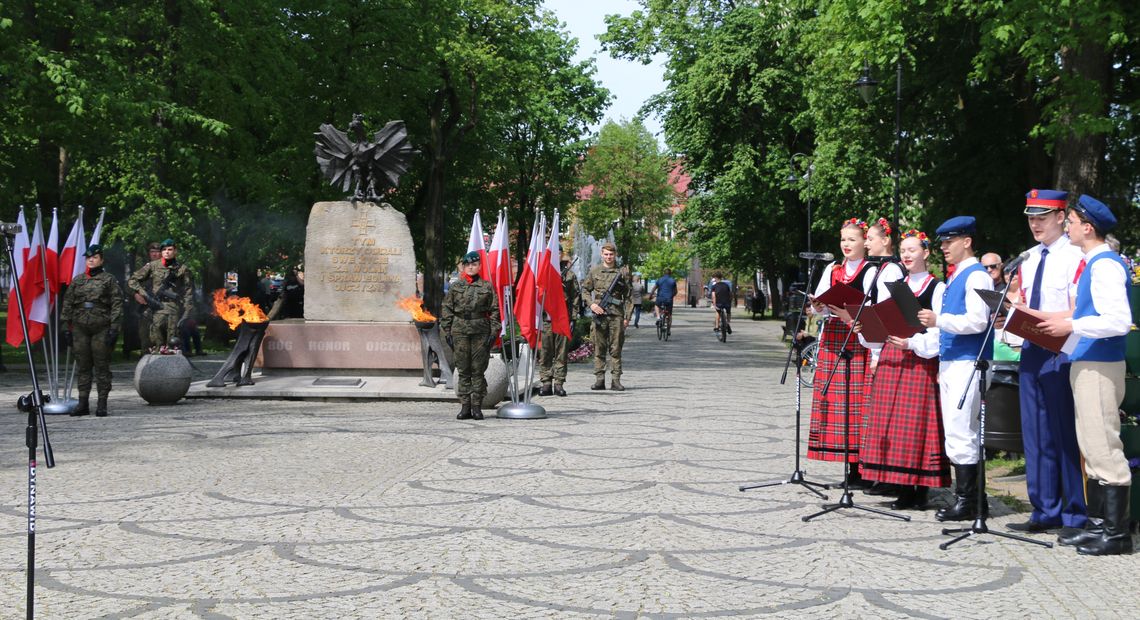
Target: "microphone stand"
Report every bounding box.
[803,257,909,523]
[4,228,57,620]
[940,270,1052,549]
[740,255,829,498]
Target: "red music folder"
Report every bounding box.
[845,298,923,343]
[1005,306,1066,354]
[813,282,867,309]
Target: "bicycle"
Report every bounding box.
[655,305,672,341]
[798,340,819,387]
[715,307,729,342]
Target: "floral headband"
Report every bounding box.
[901,229,929,248]
[874,217,892,236]
[842,218,869,237]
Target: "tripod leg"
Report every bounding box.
[939,531,974,550]
[802,503,843,522]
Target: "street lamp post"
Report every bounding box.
[853,58,902,240]
[787,153,814,252]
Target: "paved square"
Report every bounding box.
[1,307,1135,618]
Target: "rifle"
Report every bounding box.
[560,256,579,277]
[143,271,183,311]
[592,271,625,323]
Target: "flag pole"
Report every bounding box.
[497,208,545,419]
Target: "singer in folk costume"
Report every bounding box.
[807,218,878,486]
[1005,189,1087,535]
[917,216,994,522]
[857,230,950,510]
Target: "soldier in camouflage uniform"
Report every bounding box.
[539,253,579,397]
[61,244,124,417]
[133,241,161,353]
[580,242,633,391]
[128,238,194,352]
[440,251,500,420]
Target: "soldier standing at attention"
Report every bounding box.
[133,241,161,353]
[128,238,194,352]
[441,251,500,420]
[62,244,124,417]
[581,242,633,391]
[539,252,580,397]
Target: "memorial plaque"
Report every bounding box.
[303,201,416,321]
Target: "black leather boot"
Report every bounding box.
[591,376,606,390]
[95,395,109,417]
[891,486,929,510]
[71,394,90,417]
[553,383,567,397]
[456,403,472,420]
[471,403,484,420]
[539,383,553,396]
[1077,485,1133,556]
[1059,483,1103,546]
[936,464,983,522]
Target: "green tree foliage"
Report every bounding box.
[576,119,676,266]
[642,238,690,279]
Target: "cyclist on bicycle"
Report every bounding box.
[710,272,733,334]
[649,268,677,326]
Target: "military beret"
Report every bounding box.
[83,244,103,257]
[461,250,482,264]
[160,238,176,249]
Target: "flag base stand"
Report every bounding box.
[42,399,77,415]
[497,402,546,419]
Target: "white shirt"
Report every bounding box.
[812,260,878,319]
[906,274,945,359]
[937,256,993,335]
[1018,234,1082,312]
[1062,244,1134,352]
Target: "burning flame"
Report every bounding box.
[212,289,269,330]
[397,296,437,322]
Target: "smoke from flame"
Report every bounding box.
[397,297,436,322]
[212,289,269,330]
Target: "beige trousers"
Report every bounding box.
[1070,361,1130,486]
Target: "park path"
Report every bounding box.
[0,306,1132,619]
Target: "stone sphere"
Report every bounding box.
[134,354,193,405]
[451,354,509,409]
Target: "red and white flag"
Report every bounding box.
[5,209,31,346]
[90,207,105,245]
[44,208,60,298]
[513,214,545,348]
[22,210,49,344]
[538,211,571,338]
[486,211,512,336]
[58,207,86,285]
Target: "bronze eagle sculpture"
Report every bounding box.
[314,114,418,202]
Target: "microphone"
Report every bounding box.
[1003,250,1031,275]
[866,255,902,264]
[799,252,834,262]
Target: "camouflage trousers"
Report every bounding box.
[453,333,491,405]
[150,304,182,349]
[591,315,625,379]
[138,306,153,351]
[74,321,113,397]
[539,323,570,384]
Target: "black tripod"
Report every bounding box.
[740,257,829,499]
[803,258,909,523]
[940,276,1052,550]
[4,225,57,620]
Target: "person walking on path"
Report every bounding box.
[580,242,632,391]
[441,251,500,420]
[61,244,123,417]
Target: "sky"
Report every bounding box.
[541,0,667,143]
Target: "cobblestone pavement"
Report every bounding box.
[0,307,1135,618]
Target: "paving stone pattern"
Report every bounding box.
[0,308,1135,618]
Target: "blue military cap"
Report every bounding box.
[1074,195,1117,233]
[83,243,103,257]
[460,250,481,264]
[935,216,976,240]
[1024,188,1068,215]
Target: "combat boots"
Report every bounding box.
[1059,483,1104,547]
[71,394,90,417]
[539,383,553,396]
[553,383,567,397]
[456,403,472,420]
[610,377,625,391]
[591,376,606,390]
[95,395,109,417]
[936,463,986,522]
[1077,485,1133,556]
[471,402,484,420]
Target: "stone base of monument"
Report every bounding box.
[135,354,194,405]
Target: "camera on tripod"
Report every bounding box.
[17,392,48,413]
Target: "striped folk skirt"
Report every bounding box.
[807,317,869,463]
[858,342,950,487]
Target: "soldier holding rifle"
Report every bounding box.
[580,242,632,391]
[128,238,194,352]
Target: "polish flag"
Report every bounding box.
[90,207,105,245]
[513,214,545,348]
[537,211,571,338]
[44,209,60,297]
[22,211,48,344]
[5,209,31,346]
[485,211,512,335]
[466,210,488,279]
[58,207,86,285]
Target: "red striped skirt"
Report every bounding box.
[858,342,950,487]
[807,317,869,463]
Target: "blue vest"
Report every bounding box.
[939,262,994,361]
[1070,252,1131,362]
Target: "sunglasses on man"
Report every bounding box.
[983,263,1001,271]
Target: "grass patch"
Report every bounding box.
[993,492,1031,512]
[987,452,1026,477]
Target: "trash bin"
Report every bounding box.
[984,362,1022,453]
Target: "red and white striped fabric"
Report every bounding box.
[58,207,86,286]
[513,215,545,348]
[22,210,49,344]
[485,211,512,337]
[537,211,570,338]
[5,209,31,346]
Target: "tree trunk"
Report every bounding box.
[421,161,447,316]
[1053,40,1111,197]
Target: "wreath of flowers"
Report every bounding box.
[842,218,869,237]
[901,229,929,248]
[874,217,892,236]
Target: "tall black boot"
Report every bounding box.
[70,393,90,417]
[471,402,484,420]
[1059,483,1104,546]
[456,402,472,420]
[95,394,109,417]
[936,464,983,522]
[891,486,929,511]
[1077,485,1133,556]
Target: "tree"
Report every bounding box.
[576,119,675,266]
